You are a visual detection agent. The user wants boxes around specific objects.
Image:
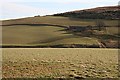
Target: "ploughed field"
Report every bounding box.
[2,48,119,78]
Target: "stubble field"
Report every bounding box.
[2,48,119,79]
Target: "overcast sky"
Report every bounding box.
[0,0,119,20]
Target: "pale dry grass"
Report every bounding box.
[106,27,120,35]
[2,48,119,78]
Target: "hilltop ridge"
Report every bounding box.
[53,6,119,19]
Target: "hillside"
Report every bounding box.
[53,6,120,19]
[1,16,118,27]
[1,6,119,26]
[1,6,120,48]
[1,16,95,26]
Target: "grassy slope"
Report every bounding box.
[2,25,98,46]
[2,16,118,26]
[2,16,119,46]
[106,27,120,35]
[44,37,98,45]
[3,25,70,44]
[3,48,119,78]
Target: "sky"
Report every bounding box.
[0,0,119,20]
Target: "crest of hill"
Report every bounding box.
[53,6,120,19]
[72,6,119,13]
[1,6,119,26]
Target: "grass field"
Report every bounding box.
[2,16,119,48]
[2,25,98,46]
[2,48,119,78]
[2,16,118,26]
[2,25,70,44]
[106,27,120,35]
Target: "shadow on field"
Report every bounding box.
[29,35,74,44]
[2,24,68,28]
[2,44,100,48]
[2,78,119,80]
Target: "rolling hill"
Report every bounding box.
[53,6,120,19]
[1,6,119,48]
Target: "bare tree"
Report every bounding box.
[95,20,105,31]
